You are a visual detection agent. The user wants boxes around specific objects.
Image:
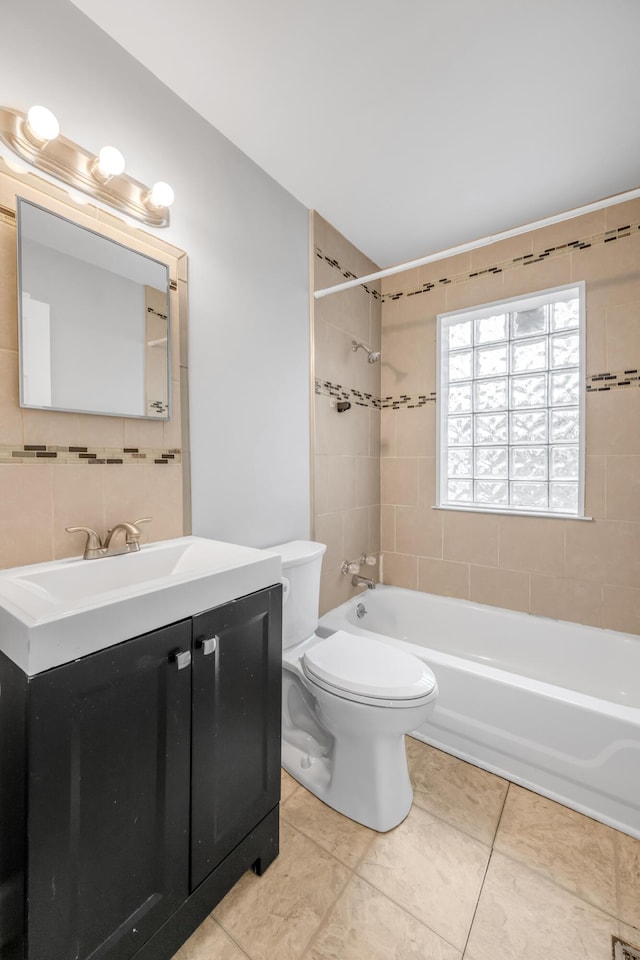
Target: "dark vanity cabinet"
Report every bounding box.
[0,584,282,960]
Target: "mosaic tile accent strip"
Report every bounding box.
[315,220,640,303]
[586,369,640,392]
[383,220,640,301]
[316,368,639,411]
[315,378,436,410]
[0,203,16,226]
[314,249,381,300]
[0,444,182,464]
[315,378,382,409]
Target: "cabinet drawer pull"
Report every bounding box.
[202,636,218,656]
[171,649,192,670]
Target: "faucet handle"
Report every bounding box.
[65,526,102,547]
[65,526,103,559]
[132,517,152,531]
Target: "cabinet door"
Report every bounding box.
[191,585,282,890]
[26,620,192,960]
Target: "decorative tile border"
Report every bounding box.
[315,378,382,409]
[314,249,381,300]
[586,369,640,392]
[0,203,15,226]
[315,378,436,410]
[316,368,639,410]
[315,220,640,303]
[379,393,437,410]
[0,444,182,464]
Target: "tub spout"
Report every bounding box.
[352,574,375,590]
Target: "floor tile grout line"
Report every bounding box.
[284,768,493,956]
[209,917,254,960]
[614,828,622,930]
[213,817,352,960]
[353,862,464,956]
[279,787,376,873]
[409,792,506,851]
[460,782,626,955]
[277,755,636,958]
[491,783,627,927]
[460,780,512,958]
[295,848,355,960]
[410,751,634,930]
[459,848,496,960]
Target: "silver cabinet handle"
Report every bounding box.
[172,649,191,670]
[202,636,218,656]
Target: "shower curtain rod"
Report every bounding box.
[313,186,640,300]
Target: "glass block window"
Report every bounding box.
[437,283,585,517]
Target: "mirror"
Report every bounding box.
[17,197,171,419]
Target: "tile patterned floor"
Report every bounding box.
[173,738,640,960]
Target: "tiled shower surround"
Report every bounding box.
[314,197,640,634]
[380,197,640,634]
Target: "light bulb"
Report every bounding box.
[26,105,60,144]
[95,145,125,179]
[148,181,175,208]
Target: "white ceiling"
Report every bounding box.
[71,0,640,268]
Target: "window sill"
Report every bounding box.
[433,504,592,521]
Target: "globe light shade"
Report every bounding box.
[26,105,60,143]
[149,181,175,208]
[96,145,125,178]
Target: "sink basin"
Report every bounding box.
[0,537,281,676]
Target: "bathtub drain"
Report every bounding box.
[613,936,640,960]
[355,603,366,620]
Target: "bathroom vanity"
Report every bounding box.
[0,538,282,960]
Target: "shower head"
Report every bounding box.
[352,340,381,363]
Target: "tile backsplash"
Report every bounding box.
[0,164,189,570]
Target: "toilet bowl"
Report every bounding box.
[272,541,438,832]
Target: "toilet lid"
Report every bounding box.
[302,630,436,702]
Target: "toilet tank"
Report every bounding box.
[269,540,326,649]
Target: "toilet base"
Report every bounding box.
[281,730,414,832]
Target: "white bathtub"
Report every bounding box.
[318,585,640,839]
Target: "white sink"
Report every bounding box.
[0,537,281,676]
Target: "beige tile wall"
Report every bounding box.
[312,213,381,614]
[380,197,640,634]
[0,164,189,570]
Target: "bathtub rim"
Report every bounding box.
[319,584,640,716]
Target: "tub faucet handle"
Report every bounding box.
[341,560,360,575]
[360,553,377,567]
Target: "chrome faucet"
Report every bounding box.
[352,573,375,590]
[66,518,152,559]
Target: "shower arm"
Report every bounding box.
[351,340,381,363]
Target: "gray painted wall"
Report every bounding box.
[1,0,310,547]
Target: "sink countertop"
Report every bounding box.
[0,536,282,676]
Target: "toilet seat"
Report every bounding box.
[302,630,437,708]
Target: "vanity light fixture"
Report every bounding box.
[0,104,174,227]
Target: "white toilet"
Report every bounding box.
[272,540,438,832]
